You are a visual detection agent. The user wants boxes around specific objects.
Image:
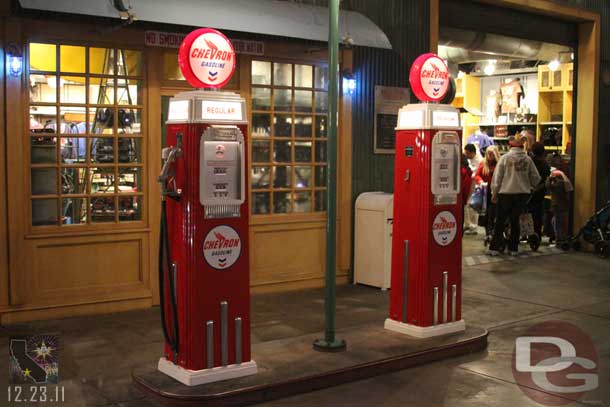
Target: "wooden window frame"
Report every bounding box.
[249,59,329,217]
[26,41,147,234]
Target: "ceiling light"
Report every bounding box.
[484,62,495,76]
[548,59,560,71]
[46,77,66,88]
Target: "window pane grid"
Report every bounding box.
[29,42,144,227]
[250,61,327,215]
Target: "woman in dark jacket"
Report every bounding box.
[529,142,551,237]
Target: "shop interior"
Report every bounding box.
[438,27,575,252]
[28,45,143,226]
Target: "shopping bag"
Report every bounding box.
[468,185,484,212]
[480,183,488,216]
[520,213,535,237]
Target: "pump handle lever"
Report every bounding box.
[158,145,182,201]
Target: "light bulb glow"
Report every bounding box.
[484,63,495,76]
[548,59,560,71]
[342,77,356,94]
[8,55,22,76]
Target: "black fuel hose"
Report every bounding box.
[159,199,180,358]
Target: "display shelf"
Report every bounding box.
[537,63,573,154]
[451,74,481,145]
[538,65,566,91]
[479,122,536,127]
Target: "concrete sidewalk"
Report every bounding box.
[1,249,609,406]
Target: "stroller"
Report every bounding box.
[571,200,610,258]
[488,195,541,253]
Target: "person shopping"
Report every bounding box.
[474,145,500,242]
[529,142,551,238]
[488,136,541,256]
[461,154,472,237]
[546,169,573,247]
[464,143,483,234]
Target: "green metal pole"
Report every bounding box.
[313,0,346,353]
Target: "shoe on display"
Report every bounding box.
[465,228,478,235]
[486,249,499,256]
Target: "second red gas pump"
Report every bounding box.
[385,54,466,338]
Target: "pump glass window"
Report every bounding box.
[250,61,328,214]
[28,42,145,227]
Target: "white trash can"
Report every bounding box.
[354,192,393,290]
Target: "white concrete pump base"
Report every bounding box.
[158,357,258,386]
[384,318,466,339]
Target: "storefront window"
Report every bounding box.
[163,50,239,88]
[250,61,328,215]
[28,42,145,227]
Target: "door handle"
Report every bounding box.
[404,170,410,182]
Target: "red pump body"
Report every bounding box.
[163,91,251,371]
[388,103,464,332]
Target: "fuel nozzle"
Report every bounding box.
[158,133,183,201]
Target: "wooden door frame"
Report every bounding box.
[430,0,600,229]
[150,50,353,294]
[0,16,8,308]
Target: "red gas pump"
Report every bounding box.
[156,29,257,386]
[385,54,466,338]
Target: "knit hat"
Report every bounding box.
[508,135,523,147]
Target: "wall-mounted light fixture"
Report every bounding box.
[6,43,23,77]
[342,70,356,95]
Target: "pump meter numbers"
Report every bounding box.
[203,225,242,270]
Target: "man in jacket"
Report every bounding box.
[488,136,541,255]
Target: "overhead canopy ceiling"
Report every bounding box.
[18,0,392,49]
[440,0,577,48]
[438,27,572,64]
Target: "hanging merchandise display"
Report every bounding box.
[500,78,525,114]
